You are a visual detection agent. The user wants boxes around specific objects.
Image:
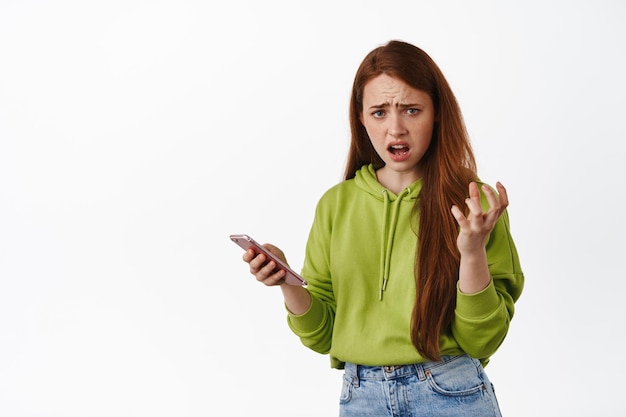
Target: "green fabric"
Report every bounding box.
[287,164,524,369]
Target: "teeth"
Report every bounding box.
[389,144,409,155]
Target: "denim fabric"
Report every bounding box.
[339,355,501,417]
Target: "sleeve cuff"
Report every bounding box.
[286,294,327,333]
[455,279,500,319]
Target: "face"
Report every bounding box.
[360,73,435,186]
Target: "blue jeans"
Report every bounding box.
[339,355,502,417]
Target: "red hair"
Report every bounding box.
[345,40,477,361]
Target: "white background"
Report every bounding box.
[1,0,625,416]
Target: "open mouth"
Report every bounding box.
[388,144,409,155]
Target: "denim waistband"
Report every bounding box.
[344,355,468,382]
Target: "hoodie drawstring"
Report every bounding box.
[378,187,411,300]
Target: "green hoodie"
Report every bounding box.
[287,164,524,369]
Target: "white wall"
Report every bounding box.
[1,0,624,415]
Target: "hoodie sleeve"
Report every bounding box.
[286,191,337,354]
[451,208,524,361]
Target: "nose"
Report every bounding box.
[388,113,407,138]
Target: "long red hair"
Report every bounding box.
[344,40,477,361]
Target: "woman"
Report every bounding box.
[243,40,524,417]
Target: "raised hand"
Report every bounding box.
[451,181,509,255]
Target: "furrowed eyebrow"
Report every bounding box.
[368,102,420,110]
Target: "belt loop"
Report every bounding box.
[344,363,360,387]
[414,362,427,381]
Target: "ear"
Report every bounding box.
[359,112,364,125]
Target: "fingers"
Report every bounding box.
[468,181,481,200]
[451,204,469,227]
[255,262,286,286]
[481,182,509,221]
[262,243,287,263]
[242,248,256,263]
[243,248,286,286]
[495,181,509,210]
[452,181,509,227]
[453,181,510,253]
[466,182,485,217]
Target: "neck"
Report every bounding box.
[375,166,420,194]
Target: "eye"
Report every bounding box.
[372,110,385,118]
[406,108,420,115]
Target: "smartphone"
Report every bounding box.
[229,234,307,286]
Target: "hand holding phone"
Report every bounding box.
[230,234,307,286]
